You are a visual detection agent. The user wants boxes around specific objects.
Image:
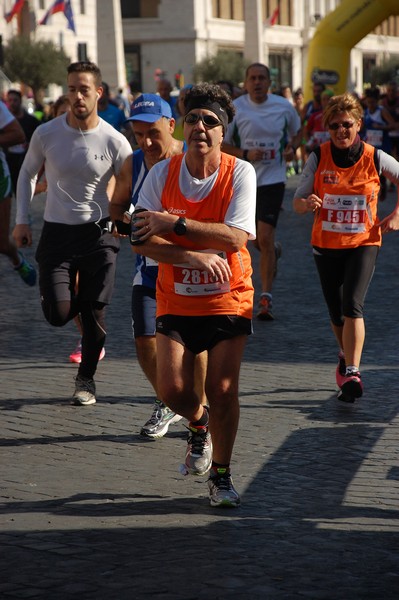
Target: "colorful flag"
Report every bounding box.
[265,7,279,27]
[5,0,25,23]
[63,0,76,33]
[39,0,76,34]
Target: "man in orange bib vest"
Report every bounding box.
[130,83,257,507]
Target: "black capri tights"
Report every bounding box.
[313,245,379,327]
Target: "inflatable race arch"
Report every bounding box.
[304,0,399,101]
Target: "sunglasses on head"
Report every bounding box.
[328,121,355,130]
[184,113,222,128]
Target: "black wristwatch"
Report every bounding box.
[173,217,187,236]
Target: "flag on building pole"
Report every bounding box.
[5,0,25,23]
[63,0,76,33]
[265,7,280,27]
[39,0,76,34]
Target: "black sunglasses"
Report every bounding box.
[328,121,355,130]
[184,113,222,128]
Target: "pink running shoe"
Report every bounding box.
[69,340,105,364]
[69,340,82,364]
[336,351,346,388]
[340,371,363,399]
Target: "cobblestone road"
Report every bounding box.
[1,175,398,599]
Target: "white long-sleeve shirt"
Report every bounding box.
[16,113,132,225]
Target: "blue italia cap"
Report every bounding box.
[126,93,172,123]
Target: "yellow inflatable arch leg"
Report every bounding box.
[304,0,399,102]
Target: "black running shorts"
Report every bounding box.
[36,220,120,305]
[256,182,285,228]
[156,314,252,355]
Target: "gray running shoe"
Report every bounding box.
[208,469,240,508]
[140,399,183,439]
[72,375,96,406]
[184,425,212,475]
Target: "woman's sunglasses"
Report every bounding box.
[184,113,222,128]
[328,121,355,131]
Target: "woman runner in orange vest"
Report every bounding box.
[293,92,399,402]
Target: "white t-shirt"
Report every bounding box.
[224,93,301,186]
[137,154,257,240]
[16,114,132,225]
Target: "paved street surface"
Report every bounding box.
[1,175,399,599]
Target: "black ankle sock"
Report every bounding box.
[190,405,209,428]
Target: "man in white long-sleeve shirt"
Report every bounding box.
[13,61,132,406]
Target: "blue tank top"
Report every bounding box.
[131,144,186,288]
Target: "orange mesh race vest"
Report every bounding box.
[311,142,381,249]
[156,152,254,317]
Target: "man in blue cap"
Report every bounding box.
[110,94,207,438]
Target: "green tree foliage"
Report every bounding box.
[193,50,248,86]
[4,37,70,103]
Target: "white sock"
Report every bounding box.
[261,292,272,300]
[345,365,359,375]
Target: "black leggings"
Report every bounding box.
[313,245,379,326]
[42,298,106,379]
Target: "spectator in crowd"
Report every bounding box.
[304,88,334,154]
[216,80,235,97]
[380,80,399,162]
[5,89,40,193]
[301,82,325,124]
[278,84,294,104]
[98,81,127,132]
[293,87,306,173]
[156,78,179,119]
[173,84,193,141]
[361,86,398,200]
[0,100,36,286]
[115,87,131,117]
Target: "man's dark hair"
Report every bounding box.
[245,63,270,79]
[313,82,326,93]
[365,86,380,100]
[53,94,71,117]
[67,61,102,87]
[183,83,235,124]
[7,89,22,99]
[216,80,234,97]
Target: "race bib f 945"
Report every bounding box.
[321,194,367,234]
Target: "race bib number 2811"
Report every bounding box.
[173,250,231,296]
